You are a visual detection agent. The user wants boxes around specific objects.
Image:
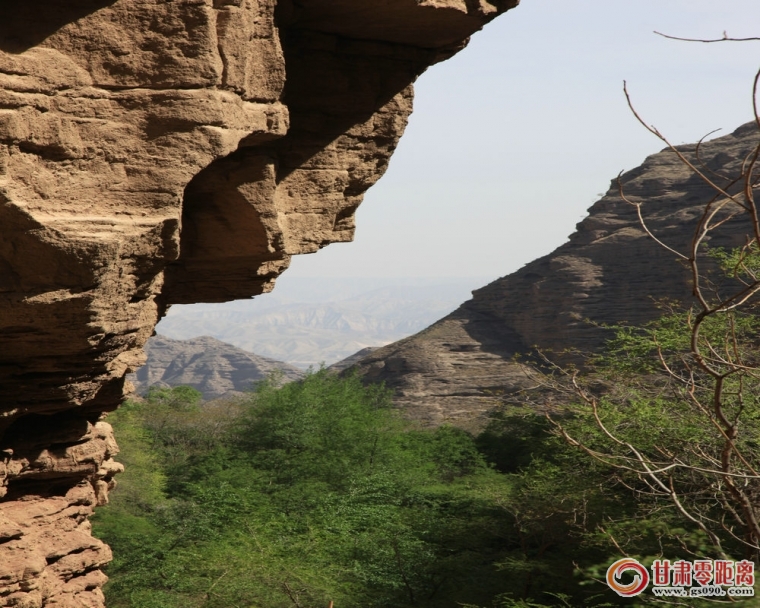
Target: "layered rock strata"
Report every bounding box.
[351,123,760,430]
[0,1,517,605]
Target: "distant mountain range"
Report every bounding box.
[156,277,489,368]
[128,335,304,400]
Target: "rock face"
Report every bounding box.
[130,334,304,399]
[0,1,517,605]
[351,123,760,430]
[328,346,379,373]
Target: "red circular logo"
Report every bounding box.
[607,558,650,597]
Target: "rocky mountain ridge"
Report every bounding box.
[129,335,304,400]
[350,122,760,429]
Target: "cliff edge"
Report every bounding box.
[0,2,517,606]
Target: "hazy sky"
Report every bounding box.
[282,0,760,282]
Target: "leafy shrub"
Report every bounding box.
[95,372,639,607]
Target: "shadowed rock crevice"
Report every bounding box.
[164,150,284,304]
[278,0,517,49]
[0,1,118,53]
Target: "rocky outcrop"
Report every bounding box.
[130,334,304,399]
[0,1,518,605]
[351,122,760,430]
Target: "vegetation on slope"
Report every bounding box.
[94,371,640,608]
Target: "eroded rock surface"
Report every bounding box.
[0,1,517,605]
[351,123,760,430]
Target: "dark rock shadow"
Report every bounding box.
[453,304,529,361]
[0,0,117,53]
[271,28,435,181]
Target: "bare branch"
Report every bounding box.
[617,175,688,260]
[654,31,760,43]
[623,82,748,208]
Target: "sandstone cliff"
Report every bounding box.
[0,2,517,605]
[351,123,760,429]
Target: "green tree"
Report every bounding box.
[544,79,760,602]
[97,374,643,607]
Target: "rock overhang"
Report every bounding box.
[0,1,518,605]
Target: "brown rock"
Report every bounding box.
[0,1,518,604]
[351,123,760,430]
[0,483,110,608]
